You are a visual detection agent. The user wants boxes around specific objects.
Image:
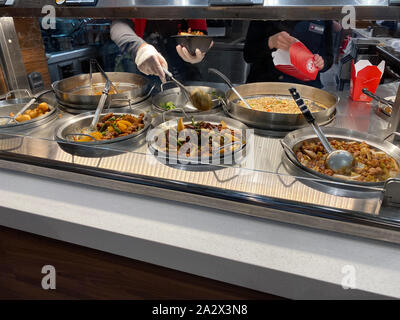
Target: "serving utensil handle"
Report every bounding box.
[288,87,315,123]
[90,81,111,131]
[208,68,234,88]
[163,68,173,79]
[208,68,252,110]
[90,59,119,94]
[384,131,400,141]
[162,68,189,93]
[289,87,334,153]
[7,89,53,124]
[362,88,394,107]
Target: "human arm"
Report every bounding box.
[110,20,168,82]
[110,20,146,60]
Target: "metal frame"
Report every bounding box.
[0,0,400,20]
[388,83,400,140]
[0,17,29,94]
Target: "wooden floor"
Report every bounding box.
[0,226,282,300]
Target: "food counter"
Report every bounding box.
[1,81,400,298]
[0,81,399,245]
[1,84,400,299]
[0,0,400,300]
[2,166,400,299]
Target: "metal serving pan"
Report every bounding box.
[147,114,250,165]
[281,127,400,187]
[224,82,338,131]
[52,72,151,109]
[152,84,224,113]
[0,98,57,132]
[55,111,151,158]
[376,95,395,120]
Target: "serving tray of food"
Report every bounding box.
[0,98,57,132]
[52,72,153,109]
[223,82,338,131]
[281,127,400,186]
[147,114,249,165]
[56,111,151,157]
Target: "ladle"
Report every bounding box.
[289,87,355,174]
[162,68,213,111]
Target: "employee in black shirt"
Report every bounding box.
[244,21,334,88]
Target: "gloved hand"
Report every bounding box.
[176,42,213,64]
[135,44,168,82]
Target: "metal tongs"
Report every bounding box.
[89,59,119,95]
[88,60,118,131]
[89,79,111,131]
[362,88,394,113]
[7,89,52,124]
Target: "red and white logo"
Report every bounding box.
[306,59,316,73]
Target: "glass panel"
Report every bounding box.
[0,16,399,234]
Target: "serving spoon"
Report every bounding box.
[289,87,355,174]
[162,68,213,111]
[208,68,252,109]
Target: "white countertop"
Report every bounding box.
[1,168,399,299]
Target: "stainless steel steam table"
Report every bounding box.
[0,82,399,245]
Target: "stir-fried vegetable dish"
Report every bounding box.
[154,118,245,158]
[74,112,145,142]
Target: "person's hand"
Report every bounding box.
[176,42,213,64]
[314,54,324,70]
[135,43,168,82]
[268,31,298,51]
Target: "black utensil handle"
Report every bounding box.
[288,87,315,123]
[362,88,394,107]
[362,88,378,100]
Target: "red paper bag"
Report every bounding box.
[350,60,385,102]
[272,42,318,81]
